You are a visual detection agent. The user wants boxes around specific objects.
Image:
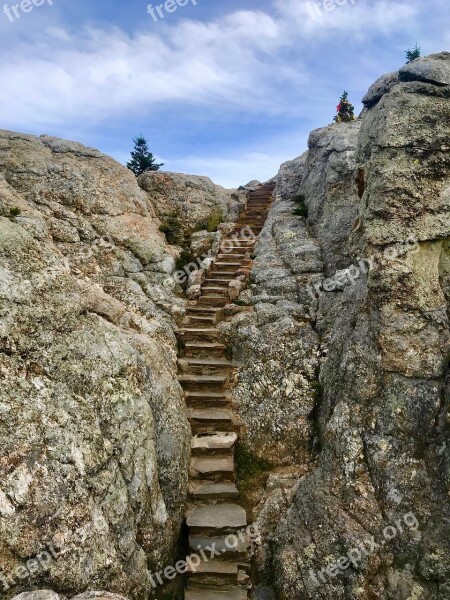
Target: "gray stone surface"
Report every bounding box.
[226,53,450,600]
[277,152,308,202]
[301,120,362,274]
[362,71,399,107]
[11,593,130,600]
[138,171,247,231]
[11,593,64,600]
[399,51,450,85]
[186,504,247,529]
[0,131,190,599]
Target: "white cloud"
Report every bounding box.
[0,0,428,129]
[0,0,447,187]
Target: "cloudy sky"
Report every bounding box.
[0,0,448,187]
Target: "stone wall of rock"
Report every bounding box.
[11,593,129,600]
[225,52,450,599]
[0,132,190,599]
[138,171,247,232]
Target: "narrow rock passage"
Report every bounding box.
[176,183,275,600]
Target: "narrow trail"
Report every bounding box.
[176,183,275,600]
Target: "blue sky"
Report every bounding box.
[0,0,448,187]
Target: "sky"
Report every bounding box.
[0,0,449,188]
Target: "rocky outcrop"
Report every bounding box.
[11,593,129,600]
[226,52,450,599]
[277,154,308,202]
[138,171,247,231]
[0,131,190,599]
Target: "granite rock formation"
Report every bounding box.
[224,52,450,600]
[138,171,247,232]
[0,131,190,599]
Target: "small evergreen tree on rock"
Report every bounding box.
[333,90,356,123]
[405,44,421,63]
[127,135,164,176]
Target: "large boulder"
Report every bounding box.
[277,152,308,202]
[138,171,247,231]
[362,71,399,107]
[399,51,450,85]
[0,131,190,599]
[11,593,130,600]
[227,53,450,599]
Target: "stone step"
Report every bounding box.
[185,586,248,600]
[192,432,237,451]
[188,408,233,423]
[186,559,242,585]
[186,306,218,313]
[187,315,216,322]
[215,262,248,267]
[186,504,247,531]
[189,533,249,556]
[177,328,220,341]
[224,244,255,250]
[185,358,231,368]
[189,481,239,500]
[184,391,230,407]
[184,343,227,358]
[188,409,236,432]
[185,342,225,350]
[190,456,234,477]
[180,375,228,386]
[232,228,262,234]
[179,359,231,376]
[221,238,255,243]
[184,318,216,328]
[204,278,235,285]
[202,279,234,286]
[219,243,254,249]
[197,296,230,306]
[216,254,249,260]
[187,560,240,575]
[202,286,229,294]
[234,219,265,223]
[213,264,247,273]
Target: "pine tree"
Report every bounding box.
[333,91,356,124]
[405,44,421,63]
[127,135,164,176]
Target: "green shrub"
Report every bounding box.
[292,194,308,218]
[206,210,223,232]
[159,212,184,246]
[405,44,421,63]
[310,381,323,402]
[235,444,271,485]
[9,207,21,217]
[193,221,208,232]
[175,250,197,274]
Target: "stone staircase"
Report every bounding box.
[177,182,275,600]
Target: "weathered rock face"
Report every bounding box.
[227,53,450,599]
[11,593,129,600]
[138,170,247,231]
[0,132,190,599]
[277,153,308,202]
